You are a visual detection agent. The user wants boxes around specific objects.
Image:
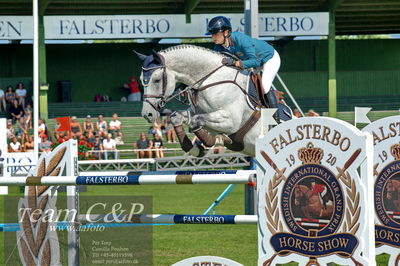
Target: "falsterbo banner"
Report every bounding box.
[0,12,328,40]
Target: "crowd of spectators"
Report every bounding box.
[3,83,34,154]
[0,83,29,120]
[5,106,321,159]
[53,113,124,160]
[132,115,179,159]
[5,112,124,159]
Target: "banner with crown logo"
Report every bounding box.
[363,115,400,265]
[256,117,375,266]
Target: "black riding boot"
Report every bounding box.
[265,90,280,123]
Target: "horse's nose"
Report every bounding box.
[143,112,153,122]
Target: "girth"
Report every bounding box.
[225,109,261,151]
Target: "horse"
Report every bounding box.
[385,179,400,212]
[293,184,333,219]
[134,45,292,157]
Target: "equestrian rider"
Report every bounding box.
[311,180,329,210]
[207,16,281,120]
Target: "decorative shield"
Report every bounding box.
[257,117,374,265]
[363,115,400,265]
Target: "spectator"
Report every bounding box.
[124,76,141,102]
[293,109,302,118]
[6,120,15,140]
[83,115,94,136]
[94,94,103,102]
[9,99,24,124]
[307,109,320,117]
[151,134,164,158]
[24,135,34,152]
[102,133,118,160]
[109,113,123,142]
[84,131,95,145]
[134,133,152,158]
[54,128,70,143]
[0,87,6,112]
[24,103,33,129]
[92,135,103,159]
[38,118,47,140]
[164,115,176,143]
[15,83,27,108]
[96,115,108,138]
[70,116,83,139]
[62,134,70,142]
[149,121,163,138]
[39,134,52,153]
[9,137,21,153]
[17,117,28,145]
[5,86,15,105]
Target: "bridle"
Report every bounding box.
[142,64,169,111]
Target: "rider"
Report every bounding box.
[206,16,281,121]
[311,179,329,209]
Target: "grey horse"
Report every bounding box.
[135,45,287,157]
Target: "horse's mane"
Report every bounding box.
[160,44,225,58]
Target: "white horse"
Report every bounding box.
[135,45,290,157]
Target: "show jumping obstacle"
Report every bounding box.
[7,115,384,265]
[7,139,258,266]
[0,170,255,186]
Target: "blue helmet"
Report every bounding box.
[206,16,232,35]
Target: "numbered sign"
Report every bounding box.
[256,117,374,265]
[363,115,400,265]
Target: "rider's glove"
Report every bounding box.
[221,57,236,66]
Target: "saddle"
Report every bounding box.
[247,73,292,121]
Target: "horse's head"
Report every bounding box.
[134,50,176,122]
[294,185,303,206]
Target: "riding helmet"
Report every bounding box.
[206,16,232,35]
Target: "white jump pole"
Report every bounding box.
[0,171,255,186]
[0,119,8,194]
[66,140,80,266]
[77,214,258,225]
[33,0,39,164]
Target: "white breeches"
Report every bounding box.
[261,49,281,93]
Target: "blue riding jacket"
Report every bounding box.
[214,32,275,69]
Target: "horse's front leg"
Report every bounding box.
[190,110,236,148]
[170,110,205,157]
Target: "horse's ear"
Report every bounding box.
[152,49,164,65]
[133,50,147,61]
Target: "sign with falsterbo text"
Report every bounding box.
[0,13,328,40]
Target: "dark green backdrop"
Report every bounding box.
[0,39,399,102]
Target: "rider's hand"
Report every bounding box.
[221,57,236,66]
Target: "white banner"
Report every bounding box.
[0,13,328,40]
[0,16,33,39]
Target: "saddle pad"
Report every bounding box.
[246,73,263,110]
